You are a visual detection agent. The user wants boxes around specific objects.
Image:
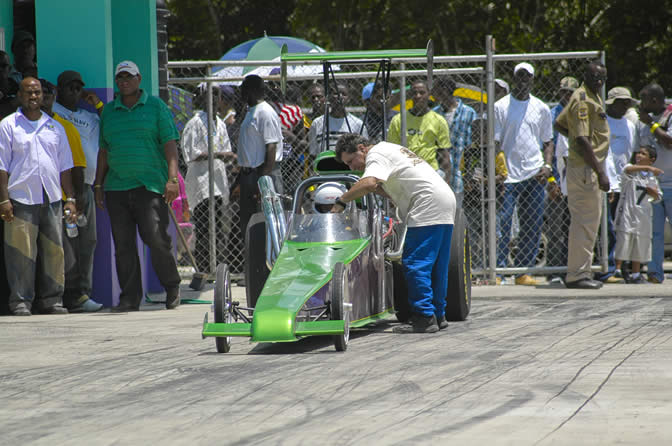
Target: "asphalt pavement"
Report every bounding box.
[1,279,671,445]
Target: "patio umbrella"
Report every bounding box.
[212,34,329,83]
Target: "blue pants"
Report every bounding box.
[497,178,545,268]
[402,224,453,318]
[648,186,672,282]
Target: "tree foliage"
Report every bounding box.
[166,0,672,92]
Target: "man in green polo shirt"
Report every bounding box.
[94,60,182,311]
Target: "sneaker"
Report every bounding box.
[648,276,662,284]
[393,314,439,334]
[515,274,537,286]
[69,297,103,313]
[495,276,502,285]
[11,304,31,316]
[39,304,68,315]
[549,276,565,285]
[604,275,625,284]
[628,275,647,284]
[110,302,140,313]
[437,315,449,330]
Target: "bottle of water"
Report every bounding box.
[63,209,78,238]
[76,213,87,227]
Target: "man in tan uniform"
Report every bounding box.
[554,60,610,289]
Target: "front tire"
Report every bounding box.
[331,262,350,352]
[214,263,233,353]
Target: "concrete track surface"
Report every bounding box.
[1,282,671,445]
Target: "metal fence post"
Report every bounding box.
[400,62,407,147]
[206,65,216,275]
[485,35,496,282]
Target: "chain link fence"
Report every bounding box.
[167,46,606,284]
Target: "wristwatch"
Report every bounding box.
[168,177,179,184]
[543,163,552,170]
[65,197,76,203]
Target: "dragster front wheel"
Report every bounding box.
[331,262,350,352]
[214,263,233,353]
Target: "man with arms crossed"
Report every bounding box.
[334,133,456,333]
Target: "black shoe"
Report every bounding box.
[393,314,439,333]
[565,278,603,289]
[627,275,647,284]
[165,289,181,310]
[437,315,448,330]
[39,304,69,314]
[110,303,140,313]
[11,306,31,316]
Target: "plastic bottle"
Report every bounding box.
[63,209,78,238]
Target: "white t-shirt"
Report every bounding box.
[181,110,232,207]
[605,116,638,192]
[237,101,283,168]
[362,142,456,227]
[637,111,672,188]
[52,102,100,185]
[555,133,569,196]
[309,114,366,156]
[494,94,553,183]
[614,164,661,236]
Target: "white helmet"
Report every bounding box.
[312,182,347,213]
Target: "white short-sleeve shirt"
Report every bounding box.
[362,142,456,227]
[52,102,100,185]
[237,101,283,168]
[494,94,553,183]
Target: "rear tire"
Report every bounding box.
[331,262,350,352]
[446,208,472,321]
[214,263,232,353]
[245,213,270,310]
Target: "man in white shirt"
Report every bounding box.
[309,84,365,157]
[334,133,456,333]
[494,62,554,285]
[181,87,236,273]
[237,75,283,240]
[53,70,105,312]
[0,77,77,315]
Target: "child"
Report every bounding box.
[613,146,663,284]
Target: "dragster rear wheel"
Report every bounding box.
[446,208,472,321]
[245,213,270,310]
[331,262,350,352]
[214,263,233,353]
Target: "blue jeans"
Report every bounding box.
[497,178,545,268]
[647,186,672,282]
[402,224,453,319]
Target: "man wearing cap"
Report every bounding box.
[544,76,579,284]
[53,70,106,311]
[555,60,610,289]
[494,62,554,286]
[598,87,639,283]
[433,77,478,206]
[94,61,182,311]
[0,77,77,315]
[362,81,397,144]
[636,83,672,283]
[9,31,36,86]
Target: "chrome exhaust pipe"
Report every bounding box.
[258,175,287,268]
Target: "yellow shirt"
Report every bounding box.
[555,84,610,166]
[54,112,86,200]
[388,110,451,169]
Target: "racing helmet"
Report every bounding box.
[312,182,347,213]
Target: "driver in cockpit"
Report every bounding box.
[312,182,348,213]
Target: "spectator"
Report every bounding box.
[613,146,662,283]
[545,76,578,284]
[303,83,325,130]
[95,60,182,311]
[308,84,365,157]
[0,50,19,119]
[636,83,672,283]
[9,31,36,86]
[52,70,105,312]
[597,87,640,283]
[388,80,452,172]
[494,62,554,286]
[181,87,236,274]
[494,78,510,101]
[555,60,610,290]
[334,133,456,333]
[0,77,77,315]
[237,74,283,243]
[361,81,397,144]
[432,77,477,205]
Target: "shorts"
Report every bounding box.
[615,231,651,263]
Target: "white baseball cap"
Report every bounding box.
[115,60,140,77]
[513,62,535,76]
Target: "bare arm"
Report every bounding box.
[576,136,609,191]
[0,169,13,222]
[60,169,77,220]
[623,165,663,175]
[93,148,109,209]
[331,176,382,213]
[163,139,179,203]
